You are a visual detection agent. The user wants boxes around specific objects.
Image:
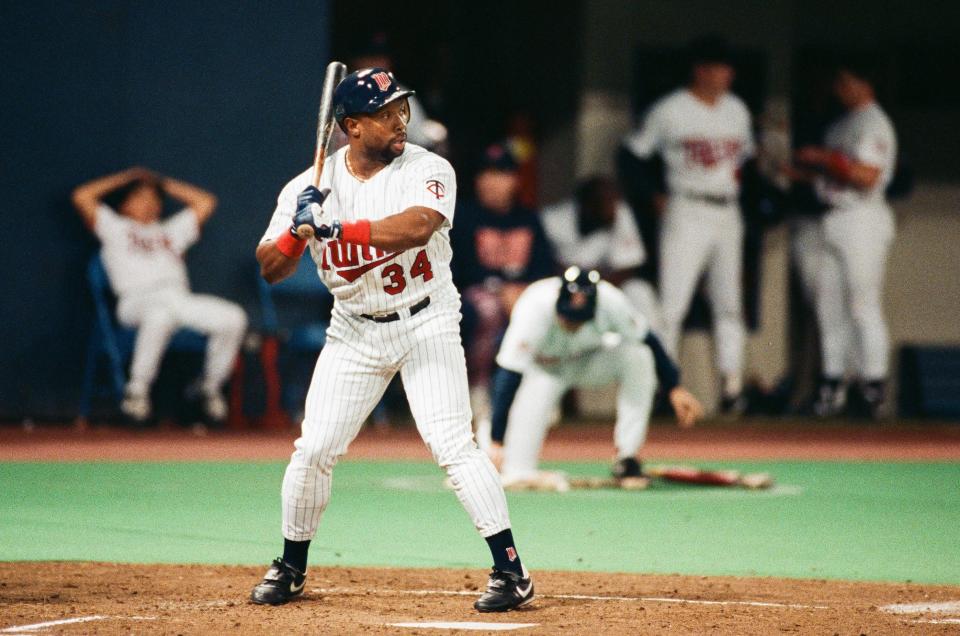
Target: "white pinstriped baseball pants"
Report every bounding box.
[281,298,512,541]
[501,342,657,482]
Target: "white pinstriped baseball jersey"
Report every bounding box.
[261,143,458,315]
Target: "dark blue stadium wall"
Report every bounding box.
[0,1,331,419]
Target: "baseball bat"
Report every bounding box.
[295,60,348,240]
[646,465,774,489]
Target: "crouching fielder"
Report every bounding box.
[487,267,702,490]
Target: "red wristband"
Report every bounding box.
[341,219,371,246]
[275,231,307,258]
[827,151,854,181]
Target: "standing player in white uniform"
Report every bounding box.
[540,176,661,333]
[623,36,755,413]
[72,167,247,423]
[791,59,898,417]
[487,268,702,491]
[250,69,533,613]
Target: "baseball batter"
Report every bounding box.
[251,68,533,612]
[624,36,755,413]
[72,167,247,423]
[486,268,702,491]
[792,59,897,417]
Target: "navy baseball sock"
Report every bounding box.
[485,529,524,576]
[282,539,310,573]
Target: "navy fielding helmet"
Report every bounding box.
[556,266,601,322]
[333,67,414,129]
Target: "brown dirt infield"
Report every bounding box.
[2,421,959,634]
[2,563,959,634]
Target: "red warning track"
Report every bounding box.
[1,420,958,462]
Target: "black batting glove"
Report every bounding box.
[315,219,343,240]
[290,186,331,237]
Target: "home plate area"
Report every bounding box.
[3,563,960,634]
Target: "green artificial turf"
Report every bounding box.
[1,460,957,584]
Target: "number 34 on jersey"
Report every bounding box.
[320,239,433,296]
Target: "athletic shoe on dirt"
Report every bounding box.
[250,558,306,605]
[474,567,534,612]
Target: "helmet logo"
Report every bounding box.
[372,72,392,91]
[569,292,588,309]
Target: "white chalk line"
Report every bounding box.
[0,615,155,634]
[388,621,538,631]
[310,586,829,610]
[881,600,960,614]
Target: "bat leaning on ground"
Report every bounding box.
[295,60,347,240]
[645,465,774,490]
[567,466,774,491]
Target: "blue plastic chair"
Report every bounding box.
[257,254,333,415]
[257,254,331,350]
[77,253,207,422]
[256,254,395,425]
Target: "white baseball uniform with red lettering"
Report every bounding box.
[94,204,247,397]
[813,102,897,380]
[261,143,512,541]
[496,278,657,484]
[625,89,754,387]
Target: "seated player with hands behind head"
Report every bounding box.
[72,167,247,424]
[482,267,703,492]
[252,68,534,613]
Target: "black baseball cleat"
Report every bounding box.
[811,378,847,418]
[250,558,306,605]
[719,392,748,417]
[611,456,643,479]
[474,568,534,612]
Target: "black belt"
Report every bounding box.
[360,296,431,323]
[681,192,737,206]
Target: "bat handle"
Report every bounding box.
[295,224,315,240]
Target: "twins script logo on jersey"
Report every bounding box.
[426,179,445,200]
[320,240,401,282]
[127,229,175,255]
[372,72,392,91]
[682,138,742,168]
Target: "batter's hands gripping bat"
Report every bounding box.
[295,60,347,240]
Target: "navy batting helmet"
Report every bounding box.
[333,67,415,129]
[556,266,601,322]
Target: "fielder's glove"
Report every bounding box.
[290,186,331,237]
